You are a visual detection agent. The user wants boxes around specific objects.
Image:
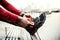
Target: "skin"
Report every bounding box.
[17,14,34,28]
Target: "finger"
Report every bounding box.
[31,22,34,25]
[30,26,34,28]
[25,22,34,28]
[26,24,34,28]
[25,14,32,19]
[27,18,33,22]
[28,21,34,26]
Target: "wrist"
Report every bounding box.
[20,13,24,17]
[15,16,23,26]
[20,11,25,17]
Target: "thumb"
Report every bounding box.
[28,21,34,26]
[27,22,34,28]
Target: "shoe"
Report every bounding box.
[25,12,46,35]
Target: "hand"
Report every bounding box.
[17,16,34,28]
[24,14,34,28]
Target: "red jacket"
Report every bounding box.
[0,0,21,23]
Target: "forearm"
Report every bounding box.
[0,7,21,24]
[0,0,22,15]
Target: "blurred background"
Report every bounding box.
[7,0,60,11]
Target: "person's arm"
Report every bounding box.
[0,0,22,15]
[0,0,33,18]
[0,7,18,22]
[0,7,34,27]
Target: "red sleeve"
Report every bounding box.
[0,0,22,15]
[0,7,18,23]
